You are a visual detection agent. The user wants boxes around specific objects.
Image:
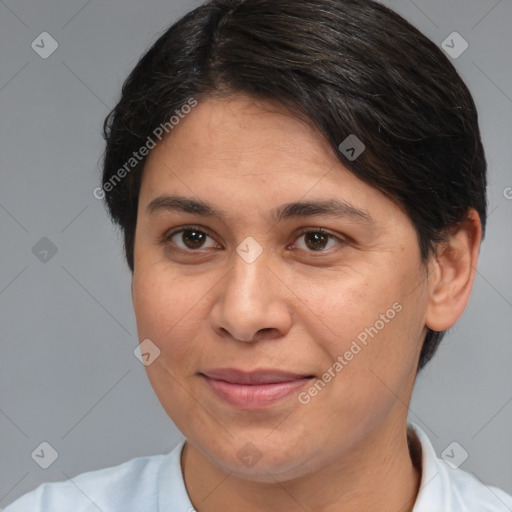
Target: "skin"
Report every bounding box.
[131,94,482,512]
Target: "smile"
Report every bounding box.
[199,368,314,409]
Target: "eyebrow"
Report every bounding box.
[145,194,375,225]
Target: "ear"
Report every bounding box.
[424,209,483,332]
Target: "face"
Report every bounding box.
[131,94,431,482]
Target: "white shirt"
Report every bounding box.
[3,423,512,511]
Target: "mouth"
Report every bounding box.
[199,368,315,409]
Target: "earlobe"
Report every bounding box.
[424,209,482,332]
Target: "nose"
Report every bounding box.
[209,249,293,343]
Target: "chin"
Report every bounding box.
[201,436,318,483]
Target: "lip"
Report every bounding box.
[199,368,314,409]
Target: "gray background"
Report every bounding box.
[1,0,511,507]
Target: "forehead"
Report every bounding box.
[143,94,341,181]
[138,95,403,227]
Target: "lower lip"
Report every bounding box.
[201,375,312,409]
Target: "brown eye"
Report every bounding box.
[293,228,345,252]
[164,227,219,251]
[179,229,207,249]
[303,231,330,251]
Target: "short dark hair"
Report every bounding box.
[101,0,487,371]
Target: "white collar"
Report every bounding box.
[159,424,512,511]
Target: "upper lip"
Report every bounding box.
[200,368,314,385]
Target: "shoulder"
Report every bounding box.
[409,423,512,512]
[2,442,185,512]
[446,465,512,511]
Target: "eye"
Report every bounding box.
[292,228,346,252]
[160,226,346,254]
[162,226,220,251]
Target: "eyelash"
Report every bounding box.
[160,225,346,254]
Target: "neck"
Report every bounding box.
[182,418,422,512]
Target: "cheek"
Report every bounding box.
[299,268,402,348]
[131,266,214,424]
[133,264,209,337]
[131,265,218,377]
[301,262,425,392]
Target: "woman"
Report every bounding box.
[5,0,511,510]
